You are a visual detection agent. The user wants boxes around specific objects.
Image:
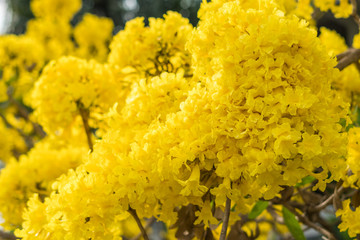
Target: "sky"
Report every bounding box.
[0,0,10,34]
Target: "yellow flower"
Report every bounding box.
[74,14,114,62]
[194,200,218,228]
[336,199,360,238]
[30,56,119,136]
[0,137,86,230]
[314,0,352,18]
[177,165,208,197]
[30,0,81,20]
[25,19,73,60]
[344,127,360,187]
[0,117,27,163]
[0,35,45,98]
[108,11,193,78]
[319,27,360,109]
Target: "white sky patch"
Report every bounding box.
[123,0,138,11]
[0,0,11,34]
[0,213,3,230]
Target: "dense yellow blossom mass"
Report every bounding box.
[1,0,360,239]
[14,0,351,239]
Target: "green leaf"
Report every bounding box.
[282,206,305,240]
[295,175,315,188]
[248,200,268,220]
[339,118,347,128]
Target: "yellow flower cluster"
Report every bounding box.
[336,199,360,238]
[344,127,360,187]
[190,0,348,190]
[30,56,119,135]
[319,28,360,110]
[74,14,114,62]
[0,0,114,106]
[108,11,193,78]
[278,0,352,20]
[314,0,352,18]
[0,35,45,99]
[284,0,313,21]
[16,1,350,239]
[30,0,81,20]
[25,18,73,60]
[0,0,119,237]
[0,137,86,230]
[105,71,197,153]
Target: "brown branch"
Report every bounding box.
[310,185,344,212]
[77,101,93,152]
[336,48,360,71]
[128,207,150,240]
[131,216,156,240]
[333,182,344,211]
[6,96,46,138]
[0,230,19,240]
[351,0,360,28]
[219,197,231,240]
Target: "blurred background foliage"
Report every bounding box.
[4,0,202,34]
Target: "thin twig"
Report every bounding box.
[219,197,231,240]
[310,186,344,212]
[131,216,156,240]
[336,48,360,70]
[128,207,150,240]
[295,187,308,204]
[318,217,339,238]
[351,0,360,28]
[6,93,46,138]
[283,203,335,240]
[77,101,93,152]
